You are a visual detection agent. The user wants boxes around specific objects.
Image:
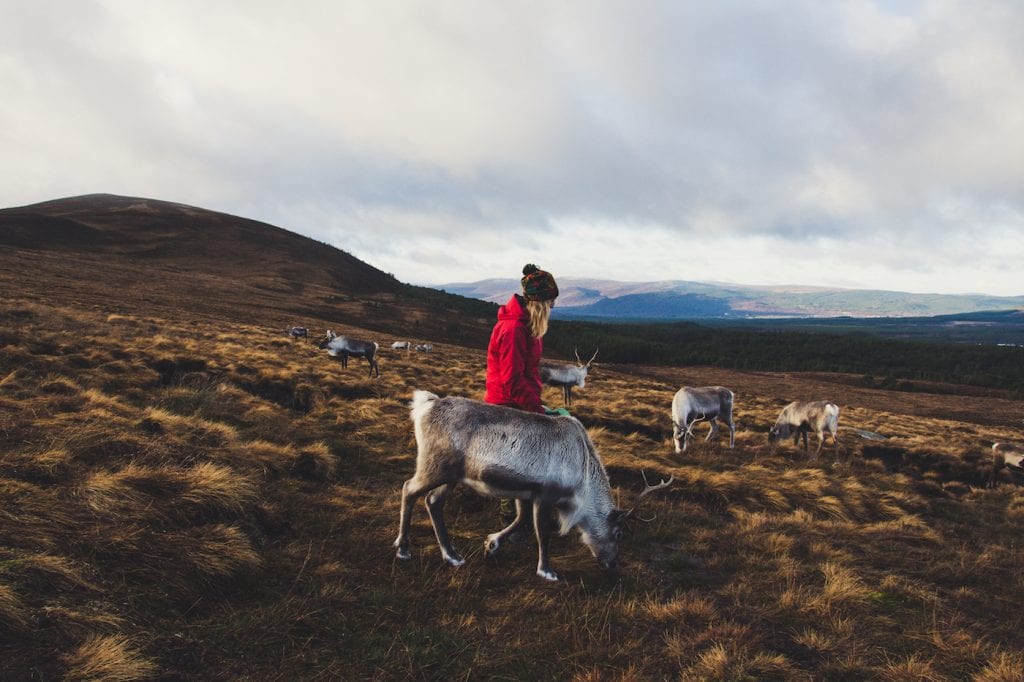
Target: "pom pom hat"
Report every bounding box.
[520,264,559,302]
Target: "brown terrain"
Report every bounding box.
[1,195,1022,680]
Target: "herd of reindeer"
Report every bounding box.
[287,325,1024,582]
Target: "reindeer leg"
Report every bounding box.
[394,476,438,560]
[424,484,464,566]
[726,416,736,449]
[484,498,530,557]
[672,422,684,454]
[533,500,559,581]
[814,430,825,458]
[705,418,719,443]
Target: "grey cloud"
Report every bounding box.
[1,1,1022,293]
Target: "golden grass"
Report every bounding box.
[2,300,1023,679]
[62,634,156,682]
[0,583,28,633]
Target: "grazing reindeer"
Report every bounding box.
[671,386,736,454]
[318,330,380,378]
[539,348,599,406]
[394,390,636,581]
[415,343,433,352]
[987,442,1024,488]
[285,326,308,339]
[391,341,411,351]
[769,400,841,460]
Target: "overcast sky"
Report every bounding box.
[2,1,1023,295]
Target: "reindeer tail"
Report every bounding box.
[409,390,439,423]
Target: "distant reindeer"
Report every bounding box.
[318,330,380,378]
[539,348,598,405]
[285,326,308,339]
[671,386,735,453]
[391,341,411,351]
[987,442,1024,488]
[415,343,433,353]
[394,390,665,581]
[769,400,841,460]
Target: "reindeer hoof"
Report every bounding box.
[536,568,559,582]
[442,551,465,567]
[395,547,412,560]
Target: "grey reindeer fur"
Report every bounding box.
[394,390,629,581]
[318,330,380,378]
[539,348,598,405]
[987,442,1024,488]
[769,400,841,460]
[671,386,736,453]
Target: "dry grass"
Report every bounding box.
[62,634,156,682]
[2,298,1023,678]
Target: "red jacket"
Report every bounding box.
[484,294,544,413]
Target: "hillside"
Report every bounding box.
[439,277,1024,319]
[0,194,496,345]
[1,195,1023,679]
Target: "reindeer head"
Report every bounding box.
[317,330,337,349]
[572,347,599,387]
[579,507,631,572]
[581,471,672,571]
[673,414,708,453]
[768,423,790,444]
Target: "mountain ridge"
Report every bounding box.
[437,277,1024,319]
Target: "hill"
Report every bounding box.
[0,193,496,345]
[1,195,1023,679]
[439,276,1024,319]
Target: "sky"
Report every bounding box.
[2,1,1023,296]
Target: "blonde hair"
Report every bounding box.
[526,299,553,338]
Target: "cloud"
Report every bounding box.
[1,0,1022,294]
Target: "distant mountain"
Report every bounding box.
[436,277,1024,319]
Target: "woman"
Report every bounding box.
[484,264,559,413]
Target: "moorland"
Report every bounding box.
[1,195,1022,680]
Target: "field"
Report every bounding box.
[2,296,1023,681]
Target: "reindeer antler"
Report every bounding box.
[639,470,675,498]
[634,470,674,521]
[684,413,709,439]
[586,347,599,366]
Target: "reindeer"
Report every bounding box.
[318,330,380,378]
[768,400,841,460]
[987,442,1024,488]
[285,326,308,339]
[539,348,599,406]
[394,390,670,581]
[671,386,735,454]
[391,341,411,351]
[415,343,433,352]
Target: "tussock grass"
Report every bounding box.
[0,583,28,633]
[2,300,1023,679]
[62,634,156,682]
[81,462,258,524]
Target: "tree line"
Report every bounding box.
[545,319,1024,396]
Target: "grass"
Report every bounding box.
[1,297,1023,679]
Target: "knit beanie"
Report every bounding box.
[520,264,559,302]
